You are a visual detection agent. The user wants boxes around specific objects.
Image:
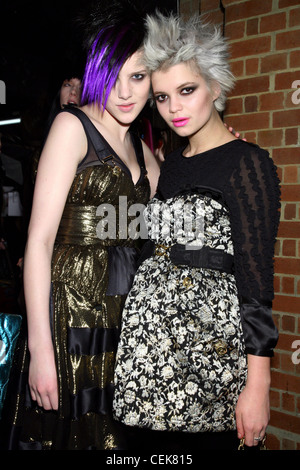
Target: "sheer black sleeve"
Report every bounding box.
[225,145,281,357]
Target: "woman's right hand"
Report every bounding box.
[28,347,58,410]
[24,111,86,413]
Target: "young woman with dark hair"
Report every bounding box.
[0,1,160,450]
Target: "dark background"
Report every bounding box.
[0,0,178,295]
[0,0,178,142]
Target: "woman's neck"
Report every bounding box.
[81,104,131,143]
[183,110,237,157]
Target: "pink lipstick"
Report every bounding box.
[172,117,190,127]
[117,104,135,112]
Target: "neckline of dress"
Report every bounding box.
[78,108,145,187]
[181,138,241,159]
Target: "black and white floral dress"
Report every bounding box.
[113,140,280,434]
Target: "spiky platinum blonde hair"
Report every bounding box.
[143,13,235,112]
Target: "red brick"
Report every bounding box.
[274,332,298,352]
[281,352,297,373]
[260,12,286,33]
[226,20,245,41]
[247,18,258,36]
[257,129,283,147]
[271,346,280,368]
[234,76,269,95]
[285,128,298,145]
[225,97,243,115]
[290,51,300,67]
[273,109,300,128]
[180,1,200,18]
[261,54,287,73]
[270,409,300,434]
[266,433,280,450]
[282,392,296,412]
[203,10,224,27]
[275,239,281,256]
[271,369,300,394]
[289,7,300,27]
[281,276,295,294]
[273,147,300,165]
[282,240,296,257]
[280,185,300,201]
[282,314,296,332]
[284,203,297,220]
[281,276,295,295]
[230,36,271,59]
[273,294,300,312]
[230,60,244,77]
[284,166,299,184]
[260,92,285,111]
[282,239,297,256]
[224,112,269,131]
[279,0,300,8]
[243,131,257,143]
[270,389,281,408]
[274,275,281,293]
[284,437,297,451]
[226,0,273,23]
[297,395,300,414]
[277,222,300,239]
[283,438,297,450]
[276,31,300,50]
[245,57,259,75]
[201,0,220,11]
[220,9,300,400]
[275,165,282,181]
[245,95,258,113]
[275,72,300,90]
[222,0,241,5]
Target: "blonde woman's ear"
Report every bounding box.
[211,80,221,101]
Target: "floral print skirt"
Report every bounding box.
[113,194,248,433]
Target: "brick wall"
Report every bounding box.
[179,0,300,450]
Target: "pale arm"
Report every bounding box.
[235,354,271,446]
[24,112,86,410]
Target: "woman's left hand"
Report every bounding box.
[235,382,270,447]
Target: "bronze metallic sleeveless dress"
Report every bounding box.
[0,107,150,450]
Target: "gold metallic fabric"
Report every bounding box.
[1,162,150,450]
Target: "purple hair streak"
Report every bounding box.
[81,24,137,110]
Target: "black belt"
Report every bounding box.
[138,241,234,274]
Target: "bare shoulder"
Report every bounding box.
[40,110,87,168]
[50,110,85,134]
